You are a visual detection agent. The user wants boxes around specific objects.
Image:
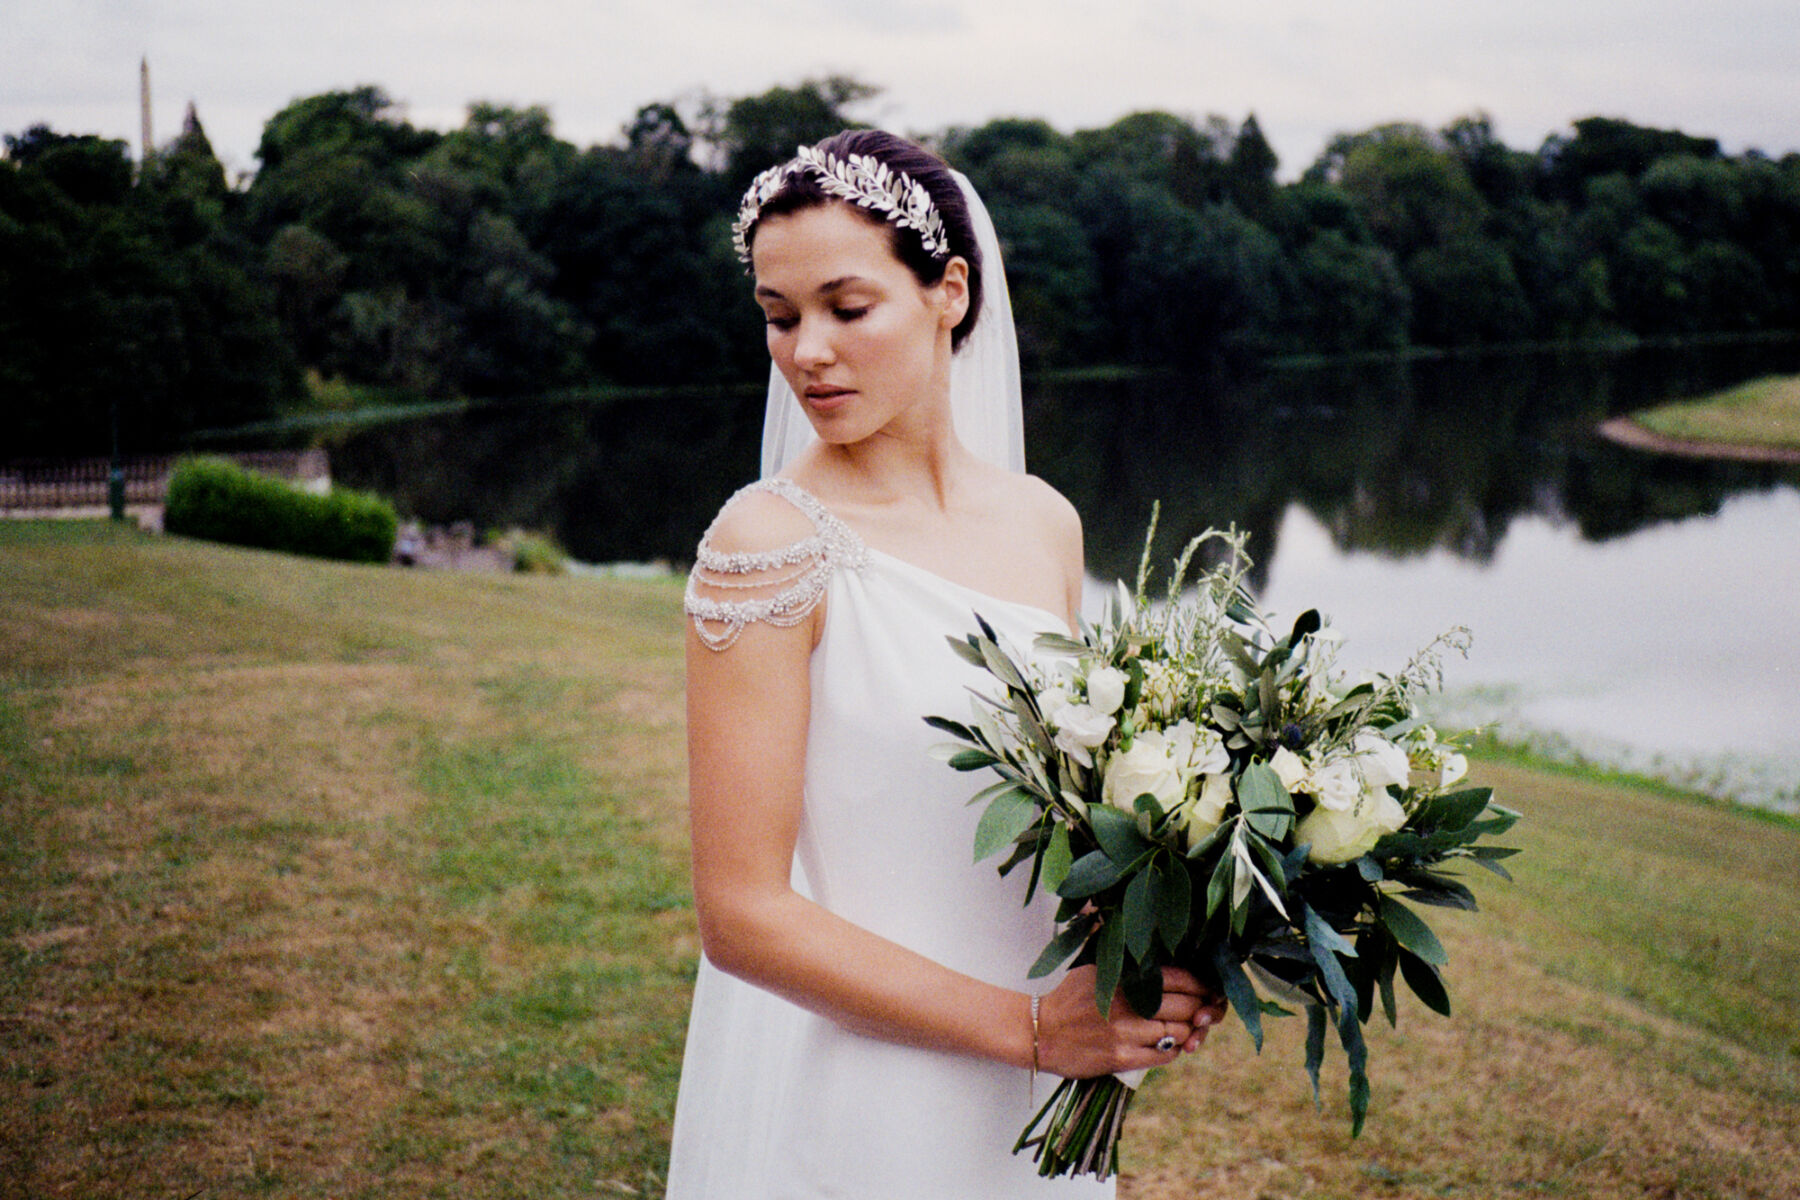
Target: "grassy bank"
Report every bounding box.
[3,522,1797,1198]
[1631,372,1800,452]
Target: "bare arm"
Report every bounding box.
[685,493,1214,1077]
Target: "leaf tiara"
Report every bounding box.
[731,144,952,266]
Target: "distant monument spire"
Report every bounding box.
[140,56,153,164]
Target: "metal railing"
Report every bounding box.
[0,450,331,513]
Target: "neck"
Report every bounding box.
[814,345,972,510]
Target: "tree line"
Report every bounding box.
[5,77,1799,455]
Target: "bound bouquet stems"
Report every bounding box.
[1015,1074,1134,1180]
[931,510,1521,1180]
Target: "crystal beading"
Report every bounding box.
[685,478,871,651]
[732,145,951,267]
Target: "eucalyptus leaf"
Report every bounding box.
[1122,869,1157,962]
[1340,1009,1371,1138]
[1395,871,1478,911]
[1121,961,1163,1020]
[947,748,999,772]
[1028,914,1097,980]
[1094,916,1125,1015]
[945,635,986,668]
[1032,632,1089,656]
[1155,855,1191,951]
[1303,1000,1327,1105]
[1184,815,1233,861]
[1238,762,1289,812]
[1211,944,1264,1052]
[1205,849,1233,923]
[965,777,1030,809]
[978,638,1028,694]
[1039,821,1073,896]
[1090,803,1152,864]
[923,714,974,740]
[1377,941,1399,1028]
[1414,787,1492,833]
[1058,850,1127,899]
[973,790,1040,862]
[1302,904,1359,1020]
[1398,948,1451,1016]
[1379,895,1448,965]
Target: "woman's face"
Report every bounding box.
[751,202,967,452]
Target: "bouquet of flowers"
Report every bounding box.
[929,513,1520,1180]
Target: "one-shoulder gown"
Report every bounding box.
[667,480,1113,1199]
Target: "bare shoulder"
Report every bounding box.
[1001,472,1082,559]
[697,482,823,559]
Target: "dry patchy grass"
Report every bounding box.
[3,521,1797,1199]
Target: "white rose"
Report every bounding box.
[1187,723,1231,778]
[1269,746,1309,793]
[1367,790,1408,835]
[1307,754,1365,813]
[1295,805,1383,864]
[1162,719,1198,772]
[1085,665,1129,716]
[1049,702,1114,768]
[1439,752,1468,787]
[1352,732,1412,792]
[1176,772,1233,844]
[1102,731,1186,813]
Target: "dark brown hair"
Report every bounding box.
[743,130,984,351]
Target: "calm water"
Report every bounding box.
[329,340,1800,811]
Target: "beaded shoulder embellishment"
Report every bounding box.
[685,478,871,651]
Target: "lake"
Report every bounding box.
[328,340,1800,812]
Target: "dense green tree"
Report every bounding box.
[1225,114,1280,221]
[701,76,878,185]
[2,122,298,454]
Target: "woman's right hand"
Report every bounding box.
[1034,965,1225,1078]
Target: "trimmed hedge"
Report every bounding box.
[163,456,398,564]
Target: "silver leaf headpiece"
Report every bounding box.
[731,145,951,267]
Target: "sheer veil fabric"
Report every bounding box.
[758,170,1026,478]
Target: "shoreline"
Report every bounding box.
[1595,415,1800,465]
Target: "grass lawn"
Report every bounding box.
[3,521,1797,1198]
[1631,373,1800,451]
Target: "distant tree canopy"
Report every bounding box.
[6,78,1800,454]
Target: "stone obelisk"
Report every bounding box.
[139,56,153,165]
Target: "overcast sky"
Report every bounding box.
[5,1,1797,181]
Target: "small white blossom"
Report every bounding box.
[1085,665,1129,716]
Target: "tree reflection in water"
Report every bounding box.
[327,340,1800,577]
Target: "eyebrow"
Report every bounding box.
[754,275,873,301]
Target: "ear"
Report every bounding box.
[936,256,971,332]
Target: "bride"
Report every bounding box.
[668,130,1223,1198]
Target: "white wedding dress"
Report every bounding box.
[668,478,1114,1199]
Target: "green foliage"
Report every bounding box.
[490,527,569,575]
[6,88,1800,434]
[1,125,301,454]
[163,456,397,563]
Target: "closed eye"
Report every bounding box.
[834,306,871,322]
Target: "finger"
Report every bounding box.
[1154,990,1203,1024]
[1159,966,1206,996]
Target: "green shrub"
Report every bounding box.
[164,457,398,564]
[489,527,569,575]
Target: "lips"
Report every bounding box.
[803,385,854,411]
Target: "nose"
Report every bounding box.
[792,315,834,371]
